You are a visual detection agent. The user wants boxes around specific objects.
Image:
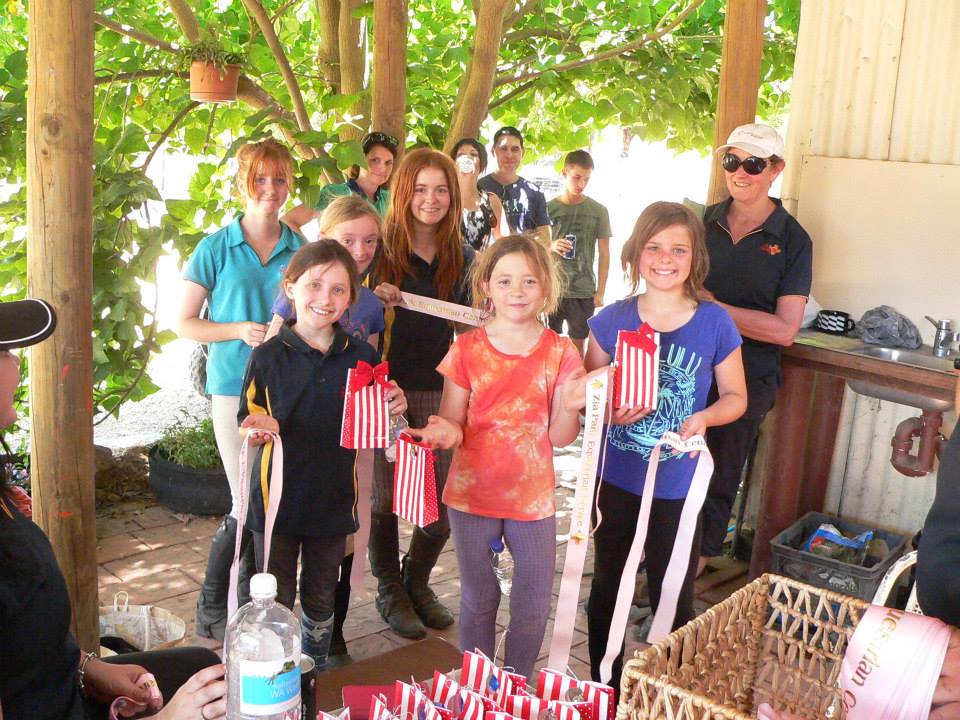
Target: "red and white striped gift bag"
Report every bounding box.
[502,693,547,720]
[486,666,521,707]
[460,648,494,693]
[535,669,580,701]
[548,701,583,720]
[580,682,614,720]
[484,713,514,720]
[393,433,438,527]
[612,323,660,410]
[394,680,431,720]
[341,361,392,449]
[459,689,498,720]
[370,693,396,720]
[430,670,460,708]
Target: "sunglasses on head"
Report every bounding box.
[362,132,399,149]
[721,152,770,175]
[493,126,523,144]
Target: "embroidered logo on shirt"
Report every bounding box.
[759,243,781,255]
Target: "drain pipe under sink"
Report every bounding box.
[890,409,947,477]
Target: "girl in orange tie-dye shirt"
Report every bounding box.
[412,235,598,677]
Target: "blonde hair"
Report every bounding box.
[234,138,295,202]
[621,201,709,301]
[470,234,563,316]
[318,195,383,238]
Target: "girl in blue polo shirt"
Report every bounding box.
[175,138,304,641]
[238,240,407,670]
[583,202,747,692]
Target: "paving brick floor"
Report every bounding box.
[95,437,748,680]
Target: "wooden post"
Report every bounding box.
[27,0,98,650]
[706,0,766,205]
[372,0,408,149]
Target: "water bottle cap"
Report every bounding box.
[490,538,505,553]
[250,572,277,598]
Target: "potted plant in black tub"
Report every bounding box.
[149,415,230,515]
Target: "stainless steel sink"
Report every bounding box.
[852,345,955,374]
[845,344,955,410]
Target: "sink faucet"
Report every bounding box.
[925,316,959,357]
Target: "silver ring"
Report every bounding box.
[200,705,210,720]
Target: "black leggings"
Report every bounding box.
[87,646,221,720]
[587,482,701,695]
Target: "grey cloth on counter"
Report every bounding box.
[852,305,922,349]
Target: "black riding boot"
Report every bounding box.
[402,525,454,629]
[369,511,425,639]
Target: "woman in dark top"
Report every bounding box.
[698,123,813,575]
[0,299,223,720]
[369,148,474,640]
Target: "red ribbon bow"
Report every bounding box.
[623,322,658,354]
[349,361,391,393]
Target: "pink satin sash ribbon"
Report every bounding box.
[598,432,713,684]
[840,605,950,720]
[228,431,284,620]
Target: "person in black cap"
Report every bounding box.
[1,298,226,720]
[283,130,400,236]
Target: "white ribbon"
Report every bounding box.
[228,431,284,621]
[400,291,487,326]
[547,372,609,670]
[598,432,713,684]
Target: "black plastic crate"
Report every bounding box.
[769,511,908,600]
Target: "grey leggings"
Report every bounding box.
[448,508,556,678]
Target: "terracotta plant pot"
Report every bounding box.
[189,60,241,103]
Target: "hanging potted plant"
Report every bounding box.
[148,415,231,515]
[182,37,244,103]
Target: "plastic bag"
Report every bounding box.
[802,523,874,565]
[99,592,185,651]
[851,305,922,349]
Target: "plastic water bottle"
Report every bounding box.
[385,414,410,462]
[225,573,302,720]
[489,538,514,596]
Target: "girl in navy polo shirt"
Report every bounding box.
[583,202,747,692]
[239,240,407,670]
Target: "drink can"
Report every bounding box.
[562,234,576,259]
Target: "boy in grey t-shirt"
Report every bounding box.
[547,150,611,356]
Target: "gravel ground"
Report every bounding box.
[93,339,211,451]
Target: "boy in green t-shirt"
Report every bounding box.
[547,150,611,356]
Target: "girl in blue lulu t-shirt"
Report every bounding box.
[584,202,747,691]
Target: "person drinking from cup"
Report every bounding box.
[450,138,503,252]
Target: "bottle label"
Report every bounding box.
[239,657,300,716]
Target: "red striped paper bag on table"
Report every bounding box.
[370,693,396,720]
[612,323,660,410]
[394,680,430,720]
[460,648,495,693]
[459,689,498,720]
[484,713,514,720]
[502,693,548,720]
[486,666,522,707]
[535,668,580,701]
[430,670,460,708]
[341,361,392,449]
[581,682,614,720]
[393,433,438,527]
[548,701,583,720]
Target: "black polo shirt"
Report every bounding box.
[378,247,474,392]
[704,197,812,381]
[238,325,380,537]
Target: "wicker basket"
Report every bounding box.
[618,574,871,720]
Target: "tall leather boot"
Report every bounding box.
[301,610,335,672]
[330,553,352,656]
[195,515,255,641]
[402,526,454,629]
[369,511,425,639]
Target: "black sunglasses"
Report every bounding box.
[721,152,769,175]
[362,131,399,150]
[493,126,523,145]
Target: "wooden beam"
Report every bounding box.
[372,0,408,149]
[706,0,766,205]
[27,0,98,650]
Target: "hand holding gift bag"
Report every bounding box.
[341,361,393,449]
